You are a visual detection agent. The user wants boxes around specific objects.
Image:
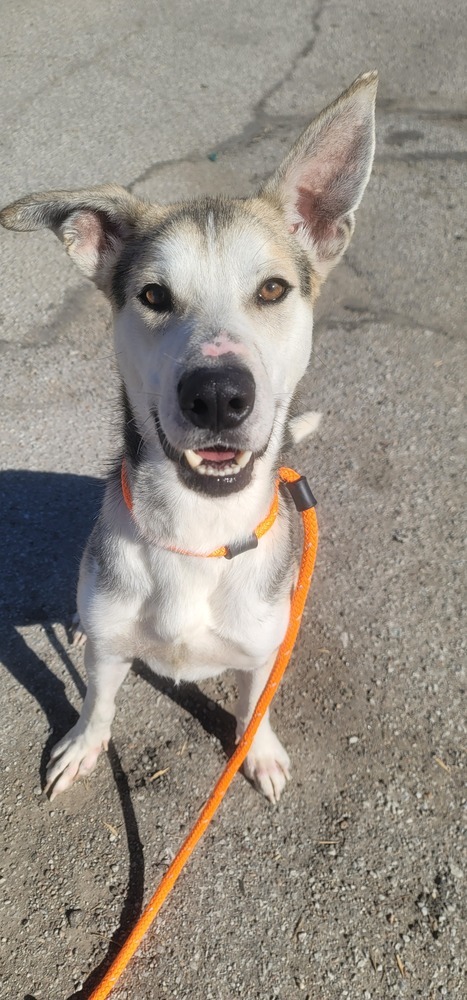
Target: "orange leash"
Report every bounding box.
[88,467,318,1000]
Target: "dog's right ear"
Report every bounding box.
[260,71,378,284]
[0,184,146,289]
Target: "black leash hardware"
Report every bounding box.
[281,475,317,512]
[224,533,259,560]
[225,474,316,557]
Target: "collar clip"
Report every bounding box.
[281,475,317,512]
[224,534,259,560]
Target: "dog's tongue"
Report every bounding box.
[196,449,236,463]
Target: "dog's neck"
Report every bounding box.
[119,448,281,555]
[121,457,283,558]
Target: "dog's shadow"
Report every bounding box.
[0,469,236,1000]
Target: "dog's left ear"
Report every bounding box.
[0,184,147,290]
[261,71,378,282]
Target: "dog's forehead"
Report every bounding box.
[137,197,296,288]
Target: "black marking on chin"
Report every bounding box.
[152,407,258,496]
[177,454,255,497]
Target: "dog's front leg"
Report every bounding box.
[235,659,290,804]
[45,640,132,799]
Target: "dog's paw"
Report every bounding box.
[45,726,109,800]
[70,612,87,647]
[242,730,291,804]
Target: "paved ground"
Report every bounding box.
[0,2,465,998]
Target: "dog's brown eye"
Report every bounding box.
[140,283,173,313]
[257,279,289,304]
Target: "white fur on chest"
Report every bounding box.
[80,520,292,683]
[137,546,290,681]
[136,560,223,680]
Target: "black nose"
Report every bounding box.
[178,365,256,432]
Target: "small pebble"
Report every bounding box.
[66,908,83,928]
[448,860,463,880]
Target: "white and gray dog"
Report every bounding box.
[1,72,377,803]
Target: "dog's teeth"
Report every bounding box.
[184,449,203,469]
[235,450,252,469]
[195,462,241,477]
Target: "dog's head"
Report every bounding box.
[1,72,377,497]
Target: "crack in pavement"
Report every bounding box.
[253,0,327,117]
[128,0,328,193]
[125,0,465,197]
[377,99,467,122]
[315,309,451,340]
[128,123,467,194]
[128,110,466,196]
[126,110,308,192]
[377,150,467,163]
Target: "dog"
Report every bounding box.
[0,71,377,803]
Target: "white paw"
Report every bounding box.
[242,729,291,804]
[45,725,108,799]
[70,612,87,647]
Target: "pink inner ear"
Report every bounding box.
[291,123,366,242]
[297,185,338,242]
[74,210,106,256]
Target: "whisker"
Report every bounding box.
[162,352,184,365]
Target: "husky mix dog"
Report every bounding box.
[0,72,377,803]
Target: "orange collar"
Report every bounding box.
[121,459,280,559]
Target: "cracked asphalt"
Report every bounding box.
[0,2,465,999]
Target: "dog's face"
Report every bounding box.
[111,195,317,495]
[0,72,377,497]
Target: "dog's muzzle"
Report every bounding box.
[156,365,259,497]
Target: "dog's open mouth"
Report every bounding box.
[153,413,256,495]
[180,444,255,495]
[184,447,252,477]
